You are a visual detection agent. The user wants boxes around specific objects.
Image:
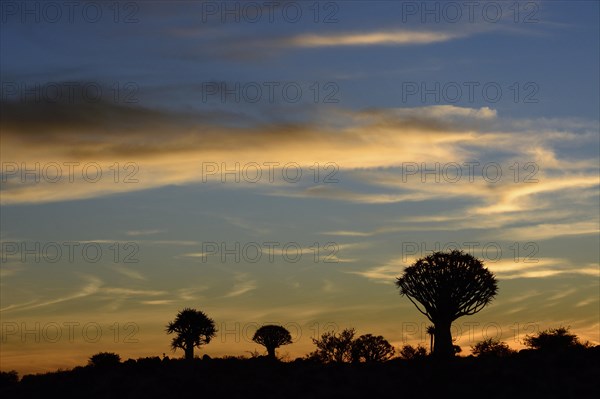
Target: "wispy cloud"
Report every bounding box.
[283,30,464,47]
[350,257,599,284]
[488,259,599,279]
[497,222,599,241]
[575,297,598,307]
[347,258,405,284]
[319,230,373,237]
[223,273,257,298]
[126,229,164,237]
[112,266,146,281]
[140,299,175,306]
[0,275,102,313]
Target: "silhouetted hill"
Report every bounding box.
[2,348,599,399]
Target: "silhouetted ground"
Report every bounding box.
[2,348,599,399]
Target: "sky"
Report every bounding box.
[1,0,599,374]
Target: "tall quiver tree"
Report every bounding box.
[396,250,498,358]
[166,308,217,360]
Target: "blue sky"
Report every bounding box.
[1,1,599,373]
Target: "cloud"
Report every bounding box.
[112,266,146,281]
[319,230,373,237]
[150,240,200,246]
[126,229,164,237]
[266,186,435,204]
[140,300,176,306]
[497,221,599,241]
[283,30,464,47]
[223,273,257,298]
[350,257,599,285]
[347,258,405,284]
[177,286,209,301]
[488,259,599,279]
[0,275,102,312]
[102,288,166,297]
[575,297,598,307]
[0,274,175,314]
[2,92,597,251]
[546,288,576,301]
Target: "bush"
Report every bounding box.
[523,327,585,352]
[471,339,515,357]
[398,344,427,360]
[88,352,121,368]
[309,328,356,363]
[351,334,395,362]
[0,370,19,386]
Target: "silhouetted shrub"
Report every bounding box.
[88,352,121,368]
[0,370,19,386]
[398,344,427,360]
[524,326,585,352]
[351,334,395,362]
[123,358,136,366]
[309,328,355,363]
[471,339,515,357]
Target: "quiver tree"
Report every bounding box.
[252,325,293,359]
[395,250,498,358]
[166,308,217,360]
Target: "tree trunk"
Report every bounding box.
[185,345,194,361]
[267,346,276,360]
[433,320,454,358]
[429,334,434,354]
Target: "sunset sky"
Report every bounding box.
[1,1,599,374]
